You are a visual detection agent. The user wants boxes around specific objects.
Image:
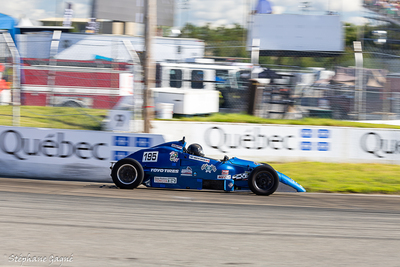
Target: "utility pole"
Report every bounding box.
[354,41,364,120]
[143,0,156,133]
[47,30,61,107]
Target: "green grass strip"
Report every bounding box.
[0,106,107,130]
[273,162,400,194]
[172,113,400,129]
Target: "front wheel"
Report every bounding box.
[248,165,279,196]
[112,158,144,189]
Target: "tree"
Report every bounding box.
[179,22,370,67]
[344,22,358,47]
[180,23,248,58]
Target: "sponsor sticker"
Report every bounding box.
[232,171,250,180]
[170,151,179,162]
[181,166,193,176]
[154,177,177,184]
[151,168,179,173]
[171,144,183,150]
[217,175,231,179]
[222,170,229,175]
[142,151,158,162]
[201,164,217,173]
[144,178,151,187]
[189,155,210,163]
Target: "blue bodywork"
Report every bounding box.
[122,139,305,193]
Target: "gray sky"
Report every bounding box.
[3,0,364,27]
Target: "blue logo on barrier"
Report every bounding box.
[317,142,329,151]
[114,136,130,146]
[113,151,129,161]
[301,129,312,138]
[136,137,151,147]
[300,129,331,151]
[300,141,312,151]
[318,129,330,138]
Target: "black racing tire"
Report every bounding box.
[248,164,279,196]
[112,158,144,189]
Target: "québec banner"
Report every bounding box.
[0,126,164,180]
[152,121,400,165]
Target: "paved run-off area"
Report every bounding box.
[0,178,400,266]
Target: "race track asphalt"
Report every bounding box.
[0,178,399,267]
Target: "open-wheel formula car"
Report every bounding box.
[110,137,305,196]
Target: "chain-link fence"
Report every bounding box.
[0,31,143,130]
[0,31,21,126]
[203,41,400,120]
[19,34,141,109]
[247,64,398,120]
[2,29,400,125]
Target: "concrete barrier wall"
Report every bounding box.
[0,126,164,181]
[152,121,400,164]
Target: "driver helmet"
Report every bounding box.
[187,143,204,157]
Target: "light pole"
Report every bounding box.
[178,0,189,28]
[354,41,364,120]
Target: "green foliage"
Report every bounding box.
[344,22,358,47]
[178,21,400,69]
[180,22,366,68]
[180,23,248,58]
[181,23,246,42]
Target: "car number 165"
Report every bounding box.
[142,151,159,162]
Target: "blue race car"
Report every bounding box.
[111,137,305,196]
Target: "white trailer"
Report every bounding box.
[153,60,251,115]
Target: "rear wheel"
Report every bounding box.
[248,165,279,196]
[112,158,144,189]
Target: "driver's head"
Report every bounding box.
[187,143,204,157]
